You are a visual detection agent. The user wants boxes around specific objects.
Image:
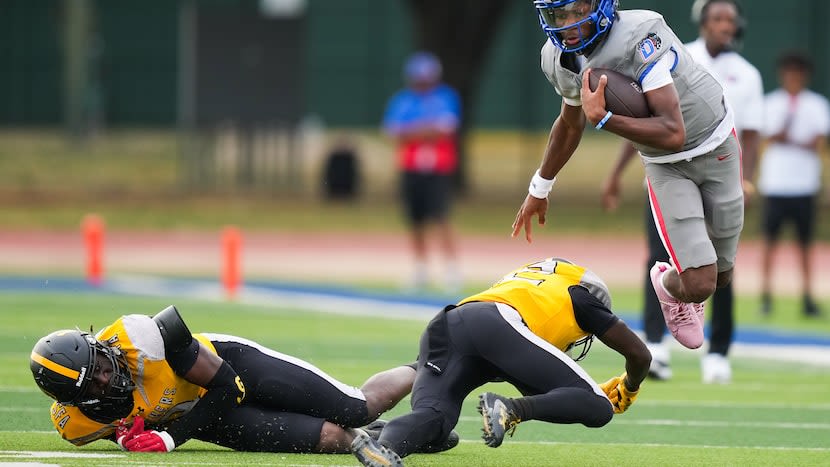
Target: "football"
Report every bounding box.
[588,68,650,118]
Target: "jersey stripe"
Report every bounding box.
[732,128,742,180]
[202,333,366,401]
[647,178,683,272]
[31,351,80,380]
[669,47,679,72]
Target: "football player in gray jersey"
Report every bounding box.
[514,1,743,351]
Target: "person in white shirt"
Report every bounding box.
[758,50,830,318]
[600,0,762,384]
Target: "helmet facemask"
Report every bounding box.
[565,335,595,361]
[73,336,135,418]
[534,0,617,54]
[30,330,135,419]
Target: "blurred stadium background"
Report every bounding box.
[2,0,829,198]
[0,0,827,296]
[1,0,828,290]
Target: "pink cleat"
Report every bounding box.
[650,262,704,349]
[691,302,705,323]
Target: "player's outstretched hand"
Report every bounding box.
[116,416,145,450]
[741,179,756,209]
[598,375,622,398]
[123,429,176,452]
[511,194,549,243]
[600,372,639,414]
[600,174,622,212]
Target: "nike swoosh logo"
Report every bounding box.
[716,155,730,161]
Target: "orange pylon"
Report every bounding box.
[82,214,104,286]
[221,226,242,299]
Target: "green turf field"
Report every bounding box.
[2,292,828,466]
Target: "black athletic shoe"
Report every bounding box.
[363,419,386,441]
[477,392,521,448]
[362,419,459,454]
[351,429,403,467]
[804,295,822,317]
[760,293,772,317]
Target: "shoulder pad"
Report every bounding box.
[152,306,193,354]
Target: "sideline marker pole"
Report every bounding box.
[81,214,104,286]
[221,226,242,299]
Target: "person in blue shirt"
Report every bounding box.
[382,51,463,294]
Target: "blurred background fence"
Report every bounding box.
[1,0,828,201]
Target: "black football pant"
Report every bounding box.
[377,302,612,458]
[193,338,371,452]
[643,200,733,355]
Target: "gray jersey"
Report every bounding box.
[541,10,731,161]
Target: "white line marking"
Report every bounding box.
[457,439,830,452]
[0,387,39,393]
[458,415,830,430]
[0,451,123,458]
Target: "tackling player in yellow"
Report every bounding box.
[352,257,651,467]
[30,306,458,454]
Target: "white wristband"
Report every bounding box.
[157,430,176,452]
[528,170,556,199]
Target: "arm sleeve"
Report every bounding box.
[165,338,199,374]
[640,53,674,93]
[162,341,246,446]
[163,359,245,446]
[569,285,619,336]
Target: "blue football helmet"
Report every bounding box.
[534,0,618,53]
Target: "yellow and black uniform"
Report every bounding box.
[43,314,374,452]
[459,259,613,354]
[377,258,619,458]
[49,315,214,446]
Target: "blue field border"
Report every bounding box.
[3,275,829,348]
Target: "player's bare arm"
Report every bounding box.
[740,128,761,201]
[581,70,686,151]
[183,342,224,386]
[512,102,586,243]
[595,320,651,391]
[124,340,247,452]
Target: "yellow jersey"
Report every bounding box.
[48,314,216,446]
[458,258,610,353]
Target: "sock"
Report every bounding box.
[517,388,612,427]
